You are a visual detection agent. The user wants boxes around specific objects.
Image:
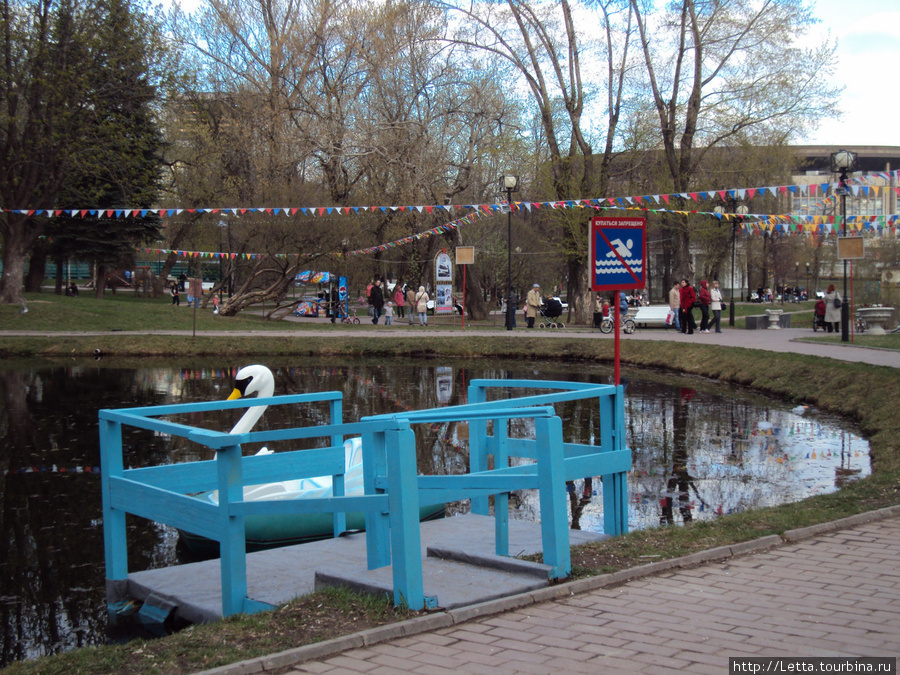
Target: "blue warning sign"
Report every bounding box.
[590,217,646,291]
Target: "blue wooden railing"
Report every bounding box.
[99,380,630,618]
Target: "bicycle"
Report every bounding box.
[599,316,635,334]
[332,300,360,324]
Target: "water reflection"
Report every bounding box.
[0,361,870,666]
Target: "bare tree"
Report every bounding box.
[629,0,841,279]
[432,0,640,323]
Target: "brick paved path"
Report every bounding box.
[283,518,900,674]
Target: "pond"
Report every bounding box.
[0,359,869,666]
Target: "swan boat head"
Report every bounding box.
[227,365,275,436]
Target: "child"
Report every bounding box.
[384,301,394,326]
[212,294,220,314]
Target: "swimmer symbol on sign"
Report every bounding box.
[605,238,633,259]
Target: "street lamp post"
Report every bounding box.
[831,150,856,343]
[794,262,799,302]
[500,175,519,331]
[714,200,748,327]
[805,262,810,300]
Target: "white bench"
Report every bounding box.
[631,305,674,327]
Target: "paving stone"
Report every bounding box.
[199,514,900,675]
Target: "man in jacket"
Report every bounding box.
[668,282,681,331]
[369,279,384,324]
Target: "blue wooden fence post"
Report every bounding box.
[329,398,346,537]
[385,425,425,609]
[363,430,391,570]
[467,382,490,516]
[217,442,246,616]
[604,385,629,536]
[535,415,570,579]
[493,415,509,557]
[100,418,127,590]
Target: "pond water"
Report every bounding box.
[0,359,870,666]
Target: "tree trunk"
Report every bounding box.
[0,218,39,304]
[94,264,107,299]
[55,258,65,295]
[24,240,49,293]
[463,264,489,320]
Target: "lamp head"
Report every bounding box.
[830,150,856,173]
[500,174,520,192]
[713,205,725,216]
[735,205,749,216]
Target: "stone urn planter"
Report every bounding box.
[857,306,895,335]
[765,308,783,329]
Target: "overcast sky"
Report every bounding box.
[804,0,900,148]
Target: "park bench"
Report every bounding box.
[632,305,675,328]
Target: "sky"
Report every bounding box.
[804,0,900,147]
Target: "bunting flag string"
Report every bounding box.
[141,204,900,263]
[7,170,899,222]
[140,210,483,261]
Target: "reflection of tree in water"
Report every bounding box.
[0,369,165,666]
[660,389,701,525]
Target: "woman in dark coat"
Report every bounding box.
[679,279,696,335]
[698,280,711,333]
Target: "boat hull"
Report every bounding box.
[177,438,446,557]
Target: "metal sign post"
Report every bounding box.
[456,246,475,330]
[590,217,647,384]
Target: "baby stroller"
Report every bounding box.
[539,297,565,328]
[813,298,827,331]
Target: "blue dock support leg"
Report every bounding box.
[386,426,426,609]
[364,431,391,570]
[468,383,490,516]
[100,418,127,605]
[493,417,509,557]
[603,385,629,536]
[217,443,247,616]
[329,399,346,537]
[535,415,570,579]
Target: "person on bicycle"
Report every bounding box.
[618,292,629,324]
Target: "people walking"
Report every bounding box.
[415,286,429,325]
[709,280,723,333]
[369,279,384,324]
[698,280,711,333]
[668,282,681,331]
[394,285,405,320]
[824,283,842,333]
[679,279,696,335]
[171,284,180,306]
[384,301,394,326]
[406,285,417,325]
[525,283,542,328]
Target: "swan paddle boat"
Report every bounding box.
[178,365,444,555]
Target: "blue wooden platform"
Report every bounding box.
[114,514,608,625]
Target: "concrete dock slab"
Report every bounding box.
[122,513,607,625]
